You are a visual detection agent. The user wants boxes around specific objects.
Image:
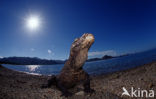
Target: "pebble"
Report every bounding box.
[75,91,84,96]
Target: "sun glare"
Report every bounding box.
[26,16,40,31]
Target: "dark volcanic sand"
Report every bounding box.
[0,62,156,99]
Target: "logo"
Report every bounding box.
[122,87,155,98]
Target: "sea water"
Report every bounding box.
[3,49,156,75]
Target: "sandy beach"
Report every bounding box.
[0,62,155,99]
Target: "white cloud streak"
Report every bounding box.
[88,50,117,57]
[48,49,52,54]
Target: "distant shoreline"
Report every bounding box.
[0,54,127,65]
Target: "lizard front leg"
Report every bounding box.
[57,81,73,97]
[83,74,95,94]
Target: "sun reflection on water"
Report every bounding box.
[26,65,40,71]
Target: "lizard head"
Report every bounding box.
[69,33,94,69]
[71,33,94,51]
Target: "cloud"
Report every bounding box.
[30,48,35,51]
[88,50,117,57]
[48,49,52,54]
[0,56,3,58]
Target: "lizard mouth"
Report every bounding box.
[71,33,94,50]
[82,33,94,48]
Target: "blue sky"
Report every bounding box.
[0,0,156,60]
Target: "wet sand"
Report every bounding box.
[0,62,156,99]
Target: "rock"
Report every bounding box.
[148,83,154,88]
[75,91,85,96]
[140,78,144,81]
[114,74,120,79]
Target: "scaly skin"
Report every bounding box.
[42,33,95,97]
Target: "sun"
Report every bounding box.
[26,15,40,31]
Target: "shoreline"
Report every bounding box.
[0,61,156,99]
